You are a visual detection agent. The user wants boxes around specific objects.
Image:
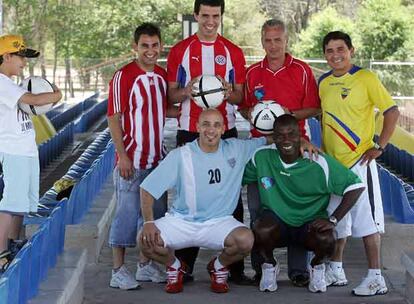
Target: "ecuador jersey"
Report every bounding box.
[140,137,265,222]
[319,66,396,167]
[242,54,320,139]
[243,146,363,227]
[107,61,167,170]
[167,34,246,132]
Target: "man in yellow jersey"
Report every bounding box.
[319,31,399,296]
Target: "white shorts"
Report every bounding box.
[155,214,246,250]
[0,152,39,214]
[327,159,384,239]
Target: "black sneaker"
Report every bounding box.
[8,239,28,260]
[228,272,258,286]
[0,250,12,275]
[291,273,310,287]
[183,272,194,283]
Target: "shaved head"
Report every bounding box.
[197,108,225,152]
[198,108,224,124]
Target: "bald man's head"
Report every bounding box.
[197,108,225,152]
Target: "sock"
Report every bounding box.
[214,257,225,270]
[113,265,122,273]
[367,269,381,277]
[262,262,276,269]
[170,258,181,270]
[329,261,343,270]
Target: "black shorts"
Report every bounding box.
[256,209,310,248]
[176,127,238,146]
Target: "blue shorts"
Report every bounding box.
[109,167,167,247]
[0,152,39,214]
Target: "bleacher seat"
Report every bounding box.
[389,173,414,223]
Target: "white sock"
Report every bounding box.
[367,269,381,277]
[262,263,275,269]
[329,261,343,270]
[170,258,181,270]
[214,257,225,270]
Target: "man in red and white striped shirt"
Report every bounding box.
[107,23,177,291]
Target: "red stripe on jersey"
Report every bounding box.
[188,41,203,131]
[214,41,229,129]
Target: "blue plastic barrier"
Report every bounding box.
[390,173,414,223]
[2,258,20,304]
[378,166,392,215]
[14,243,31,304]
[38,122,74,170]
[0,277,8,304]
[308,117,322,148]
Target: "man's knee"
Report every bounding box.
[137,233,164,258]
[307,229,336,257]
[253,215,281,246]
[228,227,254,254]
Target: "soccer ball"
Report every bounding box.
[251,101,285,134]
[192,75,225,109]
[19,76,55,115]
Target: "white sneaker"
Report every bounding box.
[325,264,348,286]
[136,260,167,283]
[259,262,280,292]
[308,264,327,293]
[352,275,388,296]
[110,265,140,290]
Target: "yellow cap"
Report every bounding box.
[0,34,39,57]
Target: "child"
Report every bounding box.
[0,34,62,273]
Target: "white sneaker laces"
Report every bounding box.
[214,269,229,284]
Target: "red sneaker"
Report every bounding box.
[207,257,229,293]
[165,261,187,293]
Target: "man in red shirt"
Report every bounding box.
[239,19,320,286]
[167,0,250,284]
[107,23,177,290]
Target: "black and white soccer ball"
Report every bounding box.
[192,75,225,109]
[251,101,285,134]
[19,76,54,115]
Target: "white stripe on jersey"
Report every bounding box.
[312,154,330,187]
[113,71,122,112]
[202,45,215,75]
[181,146,197,218]
[131,77,144,168]
[142,75,155,168]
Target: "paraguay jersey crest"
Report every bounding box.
[260,177,275,190]
[341,87,351,99]
[215,55,226,65]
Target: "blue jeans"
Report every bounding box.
[108,167,167,247]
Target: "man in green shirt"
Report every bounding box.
[243,114,364,293]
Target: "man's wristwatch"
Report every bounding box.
[328,215,338,226]
[373,142,384,152]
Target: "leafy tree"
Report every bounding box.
[291,6,358,59]
[356,0,412,60]
[224,0,267,55]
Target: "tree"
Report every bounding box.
[291,6,358,59]
[224,0,267,55]
[356,0,412,60]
